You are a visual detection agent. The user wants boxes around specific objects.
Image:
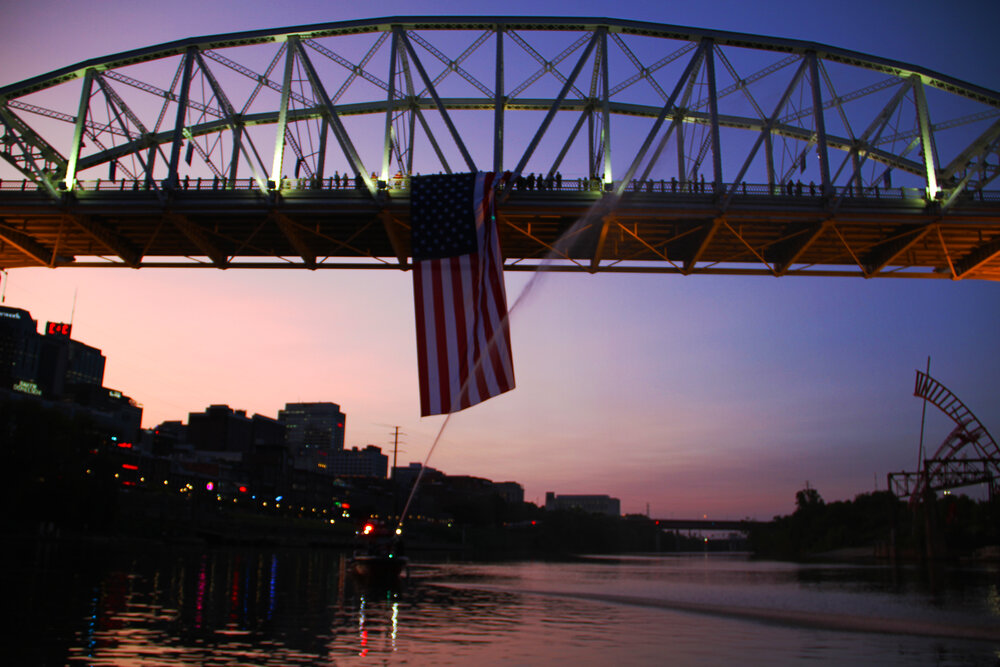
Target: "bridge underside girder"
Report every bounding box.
[2,187,999,279]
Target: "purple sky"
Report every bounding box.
[2,0,998,519]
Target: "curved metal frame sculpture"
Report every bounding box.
[889,371,999,503]
[1,17,999,276]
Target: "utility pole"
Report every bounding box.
[391,426,402,479]
[390,426,405,523]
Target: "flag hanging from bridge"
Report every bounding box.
[411,172,515,416]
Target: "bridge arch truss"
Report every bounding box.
[1,16,999,278]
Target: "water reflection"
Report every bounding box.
[2,540,998,665]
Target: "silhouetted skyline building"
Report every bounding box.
[328,445,388,478]
[187,405,285,455]
[188,404,252,453]
[494,481,525,505]
[545,492,620,516]
[392,462,443,487]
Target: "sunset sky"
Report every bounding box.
[2,0,998,519]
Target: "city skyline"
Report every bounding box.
[2,0,998,519]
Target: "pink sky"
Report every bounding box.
[2,0,999,519]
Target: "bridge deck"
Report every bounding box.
[2,180,998,279]
[655,518,760,531]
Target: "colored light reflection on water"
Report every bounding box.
[2,541,998,665]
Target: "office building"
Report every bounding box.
[278,402,346,469]
[0,306,40,390]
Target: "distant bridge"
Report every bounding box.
[655,518,760,532]
[1,17,998,278]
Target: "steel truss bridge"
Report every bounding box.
[1,17,999,279]
[888,371,999,504]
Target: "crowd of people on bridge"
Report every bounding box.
[15,169,969,203]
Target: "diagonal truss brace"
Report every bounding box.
[271,210,316,268]
[0,222,68,265]
[165,212,227,267]
[502,28,603,199]
[291,37,376,198]
[0,105,65,198]
[64,213,142,266]
[397,27,477,173]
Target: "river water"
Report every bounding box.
[4,539,998,665]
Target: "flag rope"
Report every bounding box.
[396,190,620,533]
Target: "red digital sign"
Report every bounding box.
[46,321,72,337]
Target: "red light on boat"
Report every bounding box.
[122,464,138,471]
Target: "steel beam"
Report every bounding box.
[382,32,399,183]
[493,26,504,177]
[704,41,724,193]
[913,76,939,199]
[807,52,832,196]
[271,40,296,188]
[64,70,96,190]
[600,29,612,186]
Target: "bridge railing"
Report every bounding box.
[1,176,998,204]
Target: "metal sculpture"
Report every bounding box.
[889,371,999,503]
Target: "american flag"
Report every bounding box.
[411,172,515,416]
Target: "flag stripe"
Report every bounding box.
[413,262,432,416]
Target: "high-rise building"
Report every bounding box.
[1,305,139,440]
[278,402,346,470]
[36,321,105,398]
